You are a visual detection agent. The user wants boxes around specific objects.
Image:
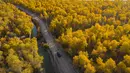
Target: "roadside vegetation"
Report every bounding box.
[0,1,43,73]
[4,0,130,73]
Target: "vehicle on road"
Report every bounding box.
[56,52,62,58]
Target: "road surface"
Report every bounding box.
[16,5,79,73]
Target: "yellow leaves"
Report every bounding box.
[58,28,88,55]
[50,21,56,31]
[120,41,130,54]
[56,9,67,16]
[8,49,15,55]
[0,2,33,36]
[114,20,121,26]
[63,19,67,27]
[123,24,130,33]
[123,55,130,66]
[59,18,130,73]
[27,54,33,62]
[115,26,124,35]
[3,43,10,50]
[0,38,6,43]
[73,51,95,73]
[8,0,130,73]
[96,57,104,65]
[0,51,3,56]
[14,28,21,35]
[84,63,96,73]
[109,40,119,50]
[96,42,107,53]
[73,56,78,66]
[0,26,4,31]
[33,55,43,68]
[66,28,73,36]
[103,40,119,51]
[0,2,43,73]
[95,23,101,29]
[0,51,3,61]
[117,61,126,70]
[103,40,110,47]
[22,63,33,73]
[22,68,33,73]
[96,58,116,73]
[102,9,116,18]
[0,37,43,73]
[91,34,96,42]
[91,49,98,55]
[119,14,126,21]
[125,67,130,73]
[6,50,23,73]
[117,55,130,73]
[8,37,22,48]
[105,58,116,69]
[43,11,49,19]
[73,30,84,38]
[79,54,89,66]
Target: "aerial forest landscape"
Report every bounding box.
[0,0,130,73]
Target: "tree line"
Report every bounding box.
[0,1,43,73]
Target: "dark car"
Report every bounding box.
[57,52,62,58]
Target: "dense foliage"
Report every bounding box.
[0,37,43,73]
[5,0,130,73]
[6,0,130,36]
[0,2,43,73]
[0,2,33,37]
[58,23,130,73]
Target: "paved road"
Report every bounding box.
[16,6,79,73]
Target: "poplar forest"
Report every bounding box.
[1,0,130,73]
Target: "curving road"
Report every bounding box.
[16,5,79,73]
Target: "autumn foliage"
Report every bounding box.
[5,0,130,73]
[0,1,43,73]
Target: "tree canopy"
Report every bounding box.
[0,2,43,73]
[4,0,130,73]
